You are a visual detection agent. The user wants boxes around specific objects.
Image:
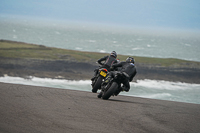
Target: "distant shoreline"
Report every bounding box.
[0,40,200,84]
[1,57,200,84]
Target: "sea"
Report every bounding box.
[0,15,200,104]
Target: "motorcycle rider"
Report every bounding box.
[104,57,137,94]
[91,51,118,81]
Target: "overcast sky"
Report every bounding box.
[0,0,200,30]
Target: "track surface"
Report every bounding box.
[0,82,200,133]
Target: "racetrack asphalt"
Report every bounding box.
[0,82,200,133]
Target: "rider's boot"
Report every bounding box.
[114,89,121,96]
[97,91,103,98]
[91,76,96,81]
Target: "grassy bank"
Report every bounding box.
[1,40,199,68]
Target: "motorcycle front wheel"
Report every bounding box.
[102,82,118,100]
[92,76,103,93]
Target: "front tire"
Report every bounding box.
[92,76,103,93]
[102,82,118,100]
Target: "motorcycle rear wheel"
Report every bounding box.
[102,82,118,100]
[92,76,103,93]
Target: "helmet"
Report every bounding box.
[126,57,135,63]
[110,51,117,58]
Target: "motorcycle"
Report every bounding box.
[91,67,108,93]
[98,71,129,100]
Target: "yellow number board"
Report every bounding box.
[100,71,107,77]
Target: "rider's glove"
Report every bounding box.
[110,67,114,71]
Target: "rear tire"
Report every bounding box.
[102,82,118,100]
[92,76,103,93]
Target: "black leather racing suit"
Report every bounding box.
[109,61,137,92]
[97,55,117,71]
[93,55,117,77]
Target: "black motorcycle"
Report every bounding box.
[98,71,130,100]
[91,67,108,93]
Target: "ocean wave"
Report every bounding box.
[0,76,200,104]
[1,76,199,90]
[124,93,172,99]
[132,79,200,90]
[132,47,144,50]
[0,76,91,91]
[99,50,106,53]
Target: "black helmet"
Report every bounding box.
[110,51,117,58]
[126,57,135,63]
